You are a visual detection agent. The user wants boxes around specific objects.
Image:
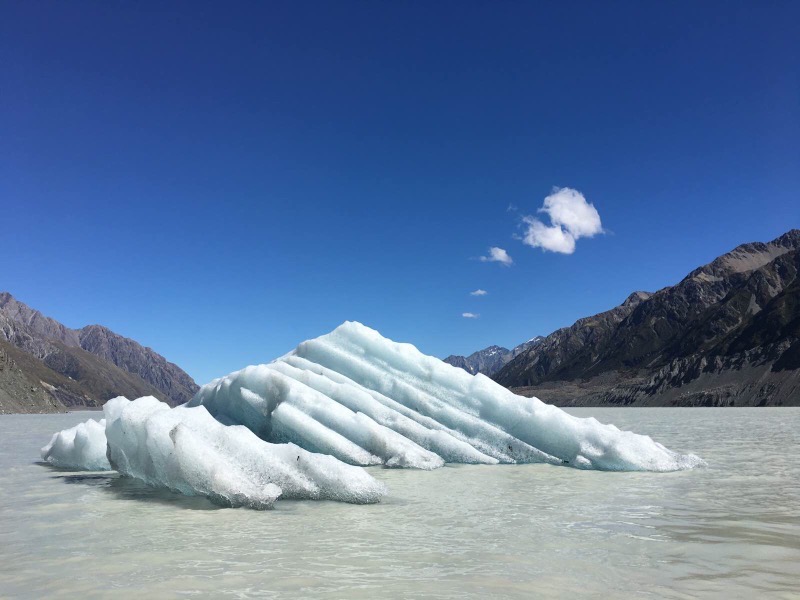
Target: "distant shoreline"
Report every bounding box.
[3,405,799,417]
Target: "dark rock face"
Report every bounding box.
[494,292,652,386]
[494,230,800,406]
[0,293,198,412]
[444,337,544,376]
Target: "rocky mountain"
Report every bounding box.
[444,337,544,376]
[0,292,198,413]
[494,230,800,407]
[0,340,67,413]
[77,324,198,406]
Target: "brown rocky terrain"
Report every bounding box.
[0,293,198,413]
[489,230,800,406]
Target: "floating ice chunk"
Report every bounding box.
[41,321,703,512]
[190,321,704,472]
[41,417,110,471]
[102,396,386,508]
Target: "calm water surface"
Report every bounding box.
[1,408,798,599]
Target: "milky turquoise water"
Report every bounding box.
[1,408,798,599]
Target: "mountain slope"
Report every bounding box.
[0,340,70,414]
[0,293,198,412]
[494,230,800,406]
[78,325,198,406]
[494,292,651,385]
[444,337,544,376]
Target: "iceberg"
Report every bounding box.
[42,321,703,509]
[188,322,703,472]
[41,417,111,471]
[103,396,386,507]
[42,396,386,508]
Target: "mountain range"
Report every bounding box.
[0,292,198,413]
[4,229,799,413]
[443,337,544,376]
[486,230,800,406]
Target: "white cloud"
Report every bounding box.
[522,187,603,254]
[479,246,513,266]
[462,312,480,319]
[522,218,576,254]
[470,289,488,296]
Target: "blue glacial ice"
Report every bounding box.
[43,396,386,508]
[42,321,703,509]
[41,417,110,471]
[189,322,704,472]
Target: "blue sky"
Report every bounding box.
[2,1,798,384]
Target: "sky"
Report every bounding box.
[2,1,798,384]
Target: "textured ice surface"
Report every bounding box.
[103,396,387,507]
[42,321,703,510]
[189,322,704,472]
[41,417,111,471]
[42,397,386,508]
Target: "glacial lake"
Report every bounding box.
[1,408,798,599]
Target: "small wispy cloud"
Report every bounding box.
[479,246,513,266]
[462,312,480,319]
[522,187,603,254]
[470,289,488,296]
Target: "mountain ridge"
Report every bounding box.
[444,337,544,376]
[494,229,800,406]
[0,292,198,413]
